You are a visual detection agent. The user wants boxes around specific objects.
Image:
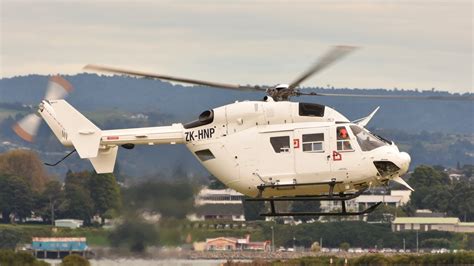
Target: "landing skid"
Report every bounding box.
[246,181,382,216]
[259,202,382,217]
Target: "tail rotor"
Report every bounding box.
[12,76,73,142]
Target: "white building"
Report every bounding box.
[320,190,411,213]
[392,217,474,233]
[356,194,403,209]
[187,188,245,221]
[54,219,83,229]
[389,190,411,205]
[194,188,245,206]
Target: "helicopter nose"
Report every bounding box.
[399,152,411,175]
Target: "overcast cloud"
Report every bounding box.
[0,0,472,92]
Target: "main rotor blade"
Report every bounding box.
[289,45,357,90]
[296,91,474,101]
[84,64,265,92]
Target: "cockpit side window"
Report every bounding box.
[270,136,290,153]
[336,126,353,151]
[350,125,387,151]
[183,110,214,129]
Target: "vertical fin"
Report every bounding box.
[89,146,118,173]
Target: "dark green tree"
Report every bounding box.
[0,250,48,266]
[450,181,474,221]
[421,238,451,249]
[409,165,449,189]
[122,181,194,219]
[89,173,121,224]
[408,165,451,213]
[291,201,320,222]
[108,217,159,252]
[61,254,90,266]
[38,180,64,225]
[367,204,406,223]
[0,228,22,249]
[62,171,94,224]
[407,165,474,221]
[461,164,474,177]
[422,186,452,211]
[242,197,265,221]
[0,174,33,223]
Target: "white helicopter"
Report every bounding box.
[13,46,472,216]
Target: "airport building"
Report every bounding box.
[187,188,245,221]
[204,235,270,251]
[392,217,474,233]
[31,237,89,259]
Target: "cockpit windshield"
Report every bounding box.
[350,125,388,151]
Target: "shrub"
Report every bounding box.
[0,249,48,266]
[61,254,90,266]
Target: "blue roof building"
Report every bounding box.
[31,237,89,259]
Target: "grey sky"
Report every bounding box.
[1,1,472,93]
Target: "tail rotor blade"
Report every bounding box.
[12,113,42,142]
[44,75,74,100]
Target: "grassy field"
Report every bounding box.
[0,220,265,248]
[0,224,110,247]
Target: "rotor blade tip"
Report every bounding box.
[12,123,34,142]
[336,45,359,50]
[50,75,73,92]
[83,64,98,70]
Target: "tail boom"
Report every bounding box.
[39,99,185,173]
[100,124,185,146]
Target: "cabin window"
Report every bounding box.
[299,103,325,117]
[270,136,290,153]
[195,149,215,161]
[302,133,324,152]
[336,126,353,151]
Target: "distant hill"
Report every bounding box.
[1,74,472,133]
[0,74,472,179]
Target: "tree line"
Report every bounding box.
[0,150,121,225]
[406,165,474,221]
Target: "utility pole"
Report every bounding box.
[50,198,55,226]
[416,231,419,253]
[320,237,323,251]
[271,226,275,252]
[403,238,406,252]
